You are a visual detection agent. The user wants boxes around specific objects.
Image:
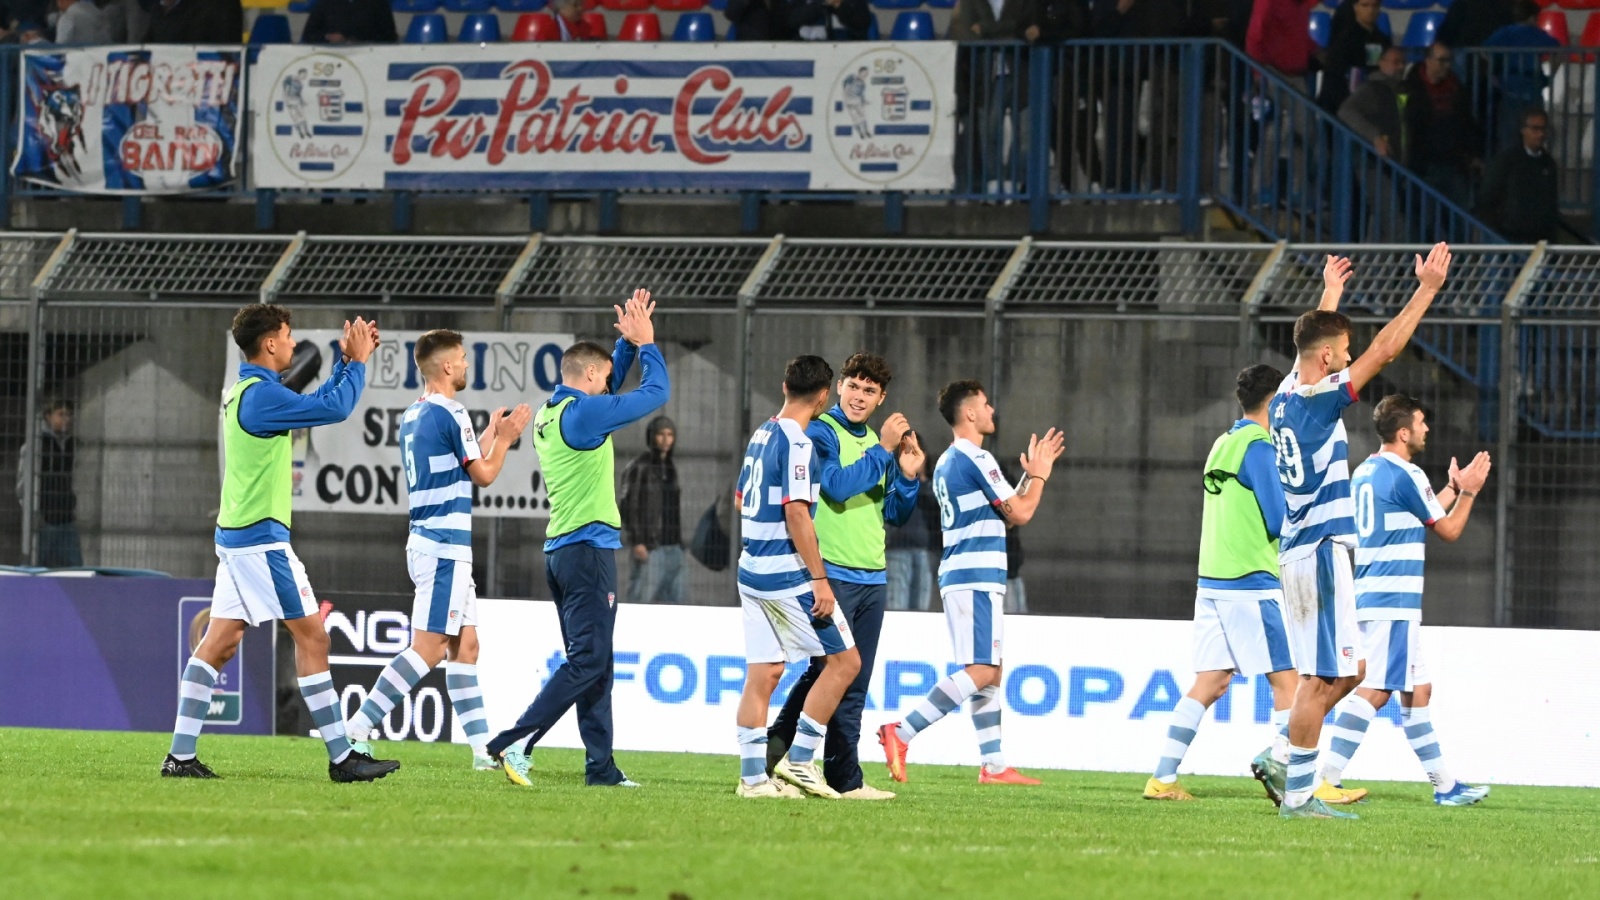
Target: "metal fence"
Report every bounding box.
[5,233,1598,630]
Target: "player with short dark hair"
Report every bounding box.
[764,351,923,801]
[1317,395,1493,806]
[486,290,669,789]
[163,304,399,782]
[343,329,532,770]
[733,355,863,800]
[1143,364,1298,801]
[879,379,1062,786]
[1259,246,1453,820]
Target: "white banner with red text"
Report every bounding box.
[247,42,955,192]
[464,601,1600,787]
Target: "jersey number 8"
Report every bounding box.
[933,474,956,529]
[1271,427,1305,489]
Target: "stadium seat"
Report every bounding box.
[707,0,727,7]
[392,0,441,11]
[496,0,548,9]
[443,0,492,9]
[618,12,662,39]
[249,13,292,44]
[1377,11,1392,37]
[873,0,922,8]
[673,12,716,40]
[583,11,609,37]
[868,13,879,38]
[405,13,450,42]
[1400,11,1443,49]
[460,12,502,40]
[1557,0,1600,9]
[656,0,707,9]
[1583,11,1600,44]
[1539,10,1570,43]
[889,10,934,39]
[1309,10,1331,49]
[287,0,313,12]
[602,0,652,9]
[513,12,561,39]
[926,0,956,8]
[1381,0,1434,9]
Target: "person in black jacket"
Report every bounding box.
[1318,0,1391,116]
[16,398,80,568]
[143,0,242,43]
[618,415,684,604]
[725,0,780,39]
[302,0,396,44]
[1401,41,1482,209]
[778,0,872,40]
[1476,107,1561,242]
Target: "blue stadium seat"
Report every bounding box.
[724,21,736,39]
[443,0,493,10]
[889,10,934,39]
[1401,10,1444,49]
[250,14,292,44]
[868,13,879,39]
[405,13,450,42]
[392,0,442,11]
[288,0,313,12]
[459,12,503,40]
[673,12,716,41]
[1377,11,1392,37]
[1383,0,1436,9]
[873,0,922,9]
[1309,10,1331,48]
[496,0,548,9]
[925,0,955,6]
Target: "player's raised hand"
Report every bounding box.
[1324,255,1353,290]
[1416,242,1452,292]
[879,412,910,452]
[1458,450,1492,493]
[366,318,381,350]
[613,288,656,347]
[897,430,926,479]
[1021,428,1066,480]
[499,403,533,441]
[341,316,377,364]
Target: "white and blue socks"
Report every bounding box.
[1403,706,1456,792]
[1152,696,1206,783]
[446,662,491,759]
[347,648,429,742]
[169,658,218,759]
[1321,696,1377,786]
[299,672,353,763]
[788,714,827,765]
[972,685,1007,772]
[1285,745,1319,808]
[896,670,979,744]
[737,726,769,785]
[1271,707,1291,764]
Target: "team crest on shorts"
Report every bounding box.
[608,592,616,608]
[300,586,311,599]
[1341,646,1355,661]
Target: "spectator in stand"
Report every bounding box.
[143,0,243,43]
[55,0,112,43]
[1482,0,1560,151]
[1402,41,1482,208]
[15,18,46,42]
[618,415,684,605]
[778,0,872,40]
[302,0,397,44]
[885,453,937,612]
[552,0,599,39]
[2,1,53,40]
[725,0,779,39]
[1318,0,1392,115]
[1438,0,1513,52]
[16,398,81,568]
[1476,107,1561,242]
[1037,0,1097,191]
[1091,0,1187,193]
[1246,0,1319,85]
[953,0,1041,193]
[1337,44,1405,157]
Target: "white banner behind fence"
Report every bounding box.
[222,330,571,516]
[469,602,1600,788]
[249,42,955,192]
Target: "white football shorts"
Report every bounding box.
[210,543,316,626]
[943,588,1005,666]
[1280,540,1362,678]
[1191,585,1295,676]
[408,548,478,637]
[1358,619,1429,693]
[741,589,855,664]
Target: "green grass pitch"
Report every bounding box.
[3,728,1596,899]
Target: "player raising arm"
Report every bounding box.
[342,330,532,770]
[1318,396,1493,806]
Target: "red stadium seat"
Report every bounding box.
[1556,0,1600,9]
[619,12,662,39]
[513,12,561,40]
[1538,10,1570,44]
[602,0,652,8]
[1583,11,1600,44]
[655,0,707,9]
[582,10,610,37]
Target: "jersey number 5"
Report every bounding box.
[403,434,418,489]
[1271,427,1305,488]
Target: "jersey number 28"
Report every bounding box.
[1271,427,1305,488]
[738,456,764,517]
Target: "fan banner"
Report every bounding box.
[13,45,243,194]
[248,42,955,191]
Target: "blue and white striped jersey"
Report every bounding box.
[933,438,1016,596]
[736,417,820,600]
[1352,452,1447,622]
[401,395,482,562]
[1269,369,1358,563]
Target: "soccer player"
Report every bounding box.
[1318,395,1493,806]
[878,380,1062,786]
[733,355,863,800]
[342,330,532,769]
[485,289,668,788]
[764,353,922,801]
[1142,364,1298,801]
[1260,243,1453,820]
[163,304,399,782]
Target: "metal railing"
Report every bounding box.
[5,233,1599,630]
[0,40,1515,242]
